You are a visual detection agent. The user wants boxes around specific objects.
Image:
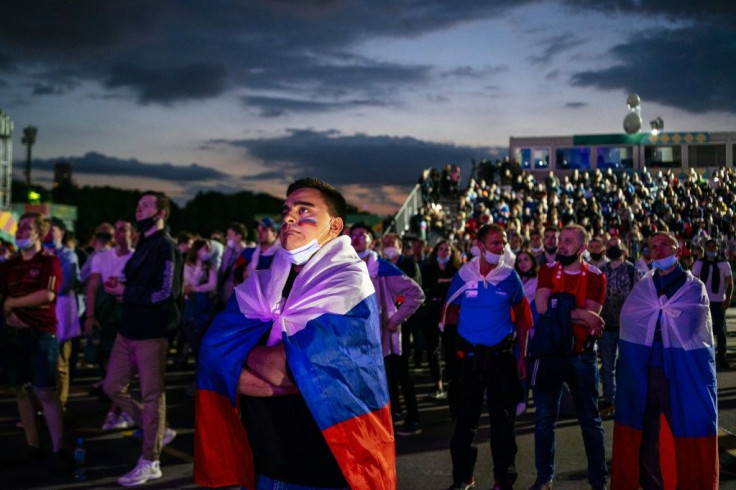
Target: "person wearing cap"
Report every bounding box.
[44,217,81,409]
[245,217,282,277]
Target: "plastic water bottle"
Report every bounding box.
[74,438,87,481]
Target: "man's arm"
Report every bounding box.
[84,272,102,335]
[238,367,298,397]
[723,273,733,310]
[4,289,56,312]
[239,344,298,397]
[386,274,425,332]
[535,286,551,314]
[571,299,605,335]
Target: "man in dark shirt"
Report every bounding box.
[0,212,68,472]
[103,191,181,487]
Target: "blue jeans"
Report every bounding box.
[598,330,619,402]
[2,328,59,388]
[255,475,348,490]
[532,352,607,486]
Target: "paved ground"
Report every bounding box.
[3,313,736,489]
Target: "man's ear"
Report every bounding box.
[330,217,344,237]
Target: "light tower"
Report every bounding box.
[21,125,38,190]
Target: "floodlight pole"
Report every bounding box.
[21,126,37,189]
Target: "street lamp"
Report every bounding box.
[21,126,38,190]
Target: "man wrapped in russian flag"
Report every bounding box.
[612,231,718,489]
[193,178,396,489]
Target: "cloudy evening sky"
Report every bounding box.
[1,1,735,214]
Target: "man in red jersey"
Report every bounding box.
[529,224,607,490]
[0,212,69,473]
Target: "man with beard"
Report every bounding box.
[529,225,607,490]
[536,226,559,266]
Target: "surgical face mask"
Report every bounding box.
[199,251,211,262]
[590,252,603,261]
[136,213,159,233]
[226,239,236,249]
[16,238,34,250]
[706,251,717,260]
[437,256,450,265]
[281,222,331,266]
[483,250,501,265]
[544,245,558,255]
[383,247,399,260]
[652,254,678,271]
[470,245,481,257]
[531,245,544,254]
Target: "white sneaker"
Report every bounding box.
[102,411,119,430]
[162,428,177,447]
[117,411,136,429]
[117,457,162,487]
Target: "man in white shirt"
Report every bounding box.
[85,220,136,429]
[692,238,733,369]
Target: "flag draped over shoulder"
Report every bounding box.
[194,236,396,489]
[612,270,718,490]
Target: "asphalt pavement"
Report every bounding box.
[3,313,736,490]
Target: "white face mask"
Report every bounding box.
[470,245,481,257]
[357,248,372,259]
[226,239,236,249]
[652,254,677,271]
[281,222,331,266]
[199,251,211,262]
[16,238,34,250]
[437,256,450,265]
[383,247,399,260]
[483,250,502,265]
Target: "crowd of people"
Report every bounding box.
[0,164,732,489]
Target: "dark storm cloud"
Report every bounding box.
[26,152,228,181]
[0,1,530,105]
[563,0,735,22]
[212,129,506,186]
[571,25,736,113]
[565,102,587,108]
[106,63,228,104]
[242,95,388,117]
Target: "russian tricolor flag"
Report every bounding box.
[194,237,396,489]
[612,272,718,489]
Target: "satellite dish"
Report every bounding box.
[623,112,642,134]
[627,93,640,111]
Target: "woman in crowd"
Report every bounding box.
[514,249,540,412]
[421,240,462,400]
[182,238,217,395]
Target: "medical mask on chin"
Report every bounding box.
[652,254,678,271]
[531,245,544,254]
[281,223,331,266]
[199,251,211,262]
[357,249,372,259]
[483,250,501,265]
[383,247,399,260]
[136,214,159,233]
[226,239,236,249]
[437,256,450,265]
[706,251,717,261]
[470,245,481,257]
[15,238,34,250]
[555,252,578,266]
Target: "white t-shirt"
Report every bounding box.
[90,248,135,283]
[692,259,732,302]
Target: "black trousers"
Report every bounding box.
[450,348,520,487]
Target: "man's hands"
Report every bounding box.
[238,344,299,397]
[572,309,605,337]
[84,316,100,336]
[103,277,125,303]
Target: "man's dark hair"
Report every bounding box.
[477,224,506,243]
[176,231,193,246]
[20,212,50,238]
[349,221,374,240]
[287,178,347,222]
[543,225,559,235]
[227,222,247,240]
[141,190,171,221]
